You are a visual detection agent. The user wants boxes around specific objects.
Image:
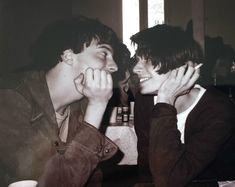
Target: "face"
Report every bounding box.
[133,56,170,95]
[71,39,118,78]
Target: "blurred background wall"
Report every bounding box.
[165,0,235,50]
[0,0,234,74]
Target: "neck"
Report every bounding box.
[46,64,82,113]
[175,86,200,114]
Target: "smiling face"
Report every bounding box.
[133,56,170,95]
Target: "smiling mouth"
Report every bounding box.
[139,77,151,83]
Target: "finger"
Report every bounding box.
[85,68,94,86]
[169,69,177,79]
[187,61,194,67]
[93,69,101,86]
[107,73,113,89]
[186,71,200,89]
[100,70,107,89]
[176,65,187,81]
[74,73,84,94]
[182,65,195,83]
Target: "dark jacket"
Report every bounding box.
[134,87,235,187]
[0,71,118,187]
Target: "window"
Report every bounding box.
[122,0,139,56]
[148,0,164,27]
[122,0,164,55]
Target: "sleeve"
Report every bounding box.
[37,120,118,187]
[0,89,118,187]
[149,102,235,187]
[0,90,35,186]
[134,93,154,182]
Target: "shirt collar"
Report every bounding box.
[24,71,57,125]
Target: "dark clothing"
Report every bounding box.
[134,87,235,187]
[0,71,118,187]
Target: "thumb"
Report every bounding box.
[74,73,84,94]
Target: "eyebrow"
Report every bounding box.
[98,44,114,54]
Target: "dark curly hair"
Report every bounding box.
[29,15,121,71]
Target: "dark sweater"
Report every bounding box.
[134,87,235,187]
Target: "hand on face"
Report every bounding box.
[156,61,200,105]
[74,68,113,104]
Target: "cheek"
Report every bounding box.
[157,72,170,82]
[149,74,169,88]
[72,59,87,76]
[152,74,166,82]
[87,56,105,69]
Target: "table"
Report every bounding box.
[105,125,138,165]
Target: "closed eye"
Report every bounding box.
[98,44,113,56]
[101,51,107,56]
[99,51,108,59]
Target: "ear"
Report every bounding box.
[61,49,74,65]
[153,64,161,72]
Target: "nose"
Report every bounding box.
[133,61,143,75]
[106,59,118,73]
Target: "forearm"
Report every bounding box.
[149,104,187,186]
[75,69,113,129]
[84,101,108,129]
[149,103,234,187]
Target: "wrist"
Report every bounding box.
[156,95,175,106]
[88,100,109,108]
[84,102,108,129]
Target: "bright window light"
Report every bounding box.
[122,0,139,56]
[148,0,164,27]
